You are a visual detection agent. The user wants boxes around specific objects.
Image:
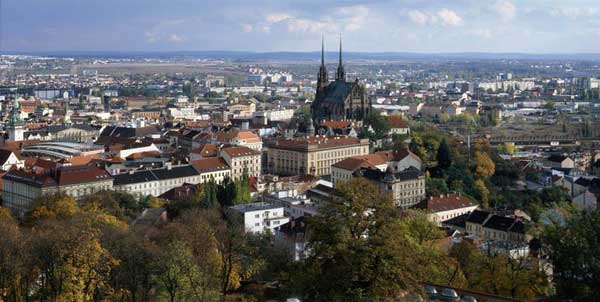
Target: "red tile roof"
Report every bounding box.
[56,165,112,186]
[190,144,218,157]
[321,120,353,129]
[418,192,475,213]
[221,146,260,157]
[376,149,421,163]
[387,116,409,128]
[272,136,367,151]
[191,158,230,173]
[332,154,388,171]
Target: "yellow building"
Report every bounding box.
[267,136,369,176]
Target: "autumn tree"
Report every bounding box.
[30,219,119,301]
[300,178,456,300]
[474,179,490,208]
[474,151,496,179]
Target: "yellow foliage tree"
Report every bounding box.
[474,179,490,208]
[474,151,496,178]
[29,194,80,222]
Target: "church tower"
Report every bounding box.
[335,36,346,82]
[7,97,24,142]
[64,100,72,126]
[316,35,328,94]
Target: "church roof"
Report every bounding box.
[320,81,355,104]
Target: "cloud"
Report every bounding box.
[408,10,429,25]
[407,9,462,27]
[144,19,191,43]
[167,34,186,43]
[495,1,516,20]
[242,5,369,34]
[550,7,600,19]
[437,9,462,27]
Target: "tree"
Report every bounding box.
[364,110,390,140]
[30,219,119,301]
[449,241,549,300]
[474,179,490,208]
[437,138,452,170]
[301,178,455,300]
[474,151,496,179]
[27,193,80,222]
[543,210,600,300]
[156,240,198,302]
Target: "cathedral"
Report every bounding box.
[311,38,371,123]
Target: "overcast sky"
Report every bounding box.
[3,0,600,53]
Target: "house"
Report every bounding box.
[376,149,422,171]
[465,210,528,244]
[331,153,388,188]
[546,154,575,169]
[213,130,263,151]
[230,202,290,234]
[387,116,409,135]
[0,149,24,171]
[417,192,478,225]
[572,190,597,211]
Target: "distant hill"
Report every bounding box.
[6,50,600,62]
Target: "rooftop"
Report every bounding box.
[230,201,283,213]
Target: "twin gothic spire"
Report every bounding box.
[318,35,346,85]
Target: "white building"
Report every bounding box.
[112,164,201,197]
[230,202,289,234]
[418,192,479,225]
[191,157,232,184]
[0,149,24,171]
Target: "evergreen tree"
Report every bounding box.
[437,138,453,170]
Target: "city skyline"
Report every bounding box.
[5,0,600,54]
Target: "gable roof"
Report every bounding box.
[418,192,475,213]
[191,158,230,173]
[483,215,516,232]
[387,116,409,128]
[221,146,260,157]
[332,154,388,172]
[466,209,490,224]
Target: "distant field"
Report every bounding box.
[72,63,246,76]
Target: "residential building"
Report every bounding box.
[191,157,232,184]
[376,149,422,171]
[112,164,201,197]
[387,116,410,135]
[267,136,369,176]
[465,210,528,244]
[0,149,24,171]
[357,166,426,208]
[416,192,479,225]
[2,165,113,214]
[220,146,261,180]
[546,154,575,169]
[331,154,388,188]
[230,201,290,234]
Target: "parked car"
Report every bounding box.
[424,285,438,296]
[461,296,477,302]
[440,288,460,301]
